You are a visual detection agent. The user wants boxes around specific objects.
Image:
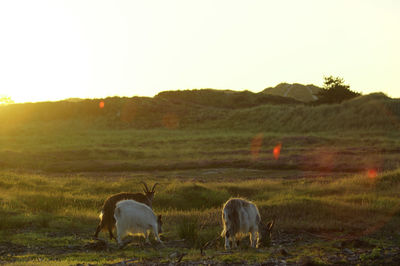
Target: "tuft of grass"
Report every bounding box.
[177,217,199,247]
[360,247,383,261]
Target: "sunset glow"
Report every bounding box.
[1,0,400,103]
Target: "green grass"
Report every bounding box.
[1,92,400,264]
[1,92,400,133]
[0,126,399,174]
[0,168,399,264]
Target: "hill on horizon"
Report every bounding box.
[262,83,322,102]
[0,88,398,133]
[155,89,300,109]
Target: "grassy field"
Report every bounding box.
[0,125,399,264]
[1,126,399,174]
[0,168,399,265]
[1,92,400,264]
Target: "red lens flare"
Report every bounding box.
[162,113,180,129]
[273,143,282,160]
[367,169,378,179]
[99,101,105,109]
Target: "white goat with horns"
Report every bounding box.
[221,198,274,250]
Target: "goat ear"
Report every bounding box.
[151,183,159,193]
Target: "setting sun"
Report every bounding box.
[1,0,400,103]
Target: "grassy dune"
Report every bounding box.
[0,92,399,132]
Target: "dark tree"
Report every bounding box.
[315,76,361,104]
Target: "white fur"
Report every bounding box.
[221,198,262,249]
[114,199,162,246]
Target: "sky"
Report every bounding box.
[0,0,399,103]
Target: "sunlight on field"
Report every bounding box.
[0,105,399,264]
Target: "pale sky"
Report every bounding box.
[0,0,399,103]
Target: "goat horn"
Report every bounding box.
[140,181,150,193]
[267,219,275,230]
[151,183,159,192]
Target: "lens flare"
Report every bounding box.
[162,113,179,129]
[367,168,378,179]
[273,143,282,160]
[99,101,105,109]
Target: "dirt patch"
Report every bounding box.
[0,242,26,256]
[2,230,400,265]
